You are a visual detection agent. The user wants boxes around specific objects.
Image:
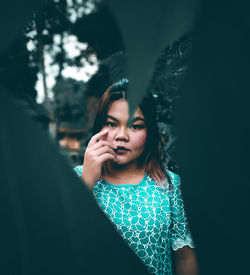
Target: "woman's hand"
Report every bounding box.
[174,246,199,275]
[81,130,116,189]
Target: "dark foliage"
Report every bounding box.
[53,77,87,129]
[0,35,50,128]
[150,34,192,124]
[0,36,38,101]
[86,51,126,97]
[72,4,124,59]
[150,34,192,172]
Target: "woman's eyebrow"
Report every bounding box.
[132,117,145,123]
[107,115,144,123]
[106,115,119,122]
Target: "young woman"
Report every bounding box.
[75,79,198,275]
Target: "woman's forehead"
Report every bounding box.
[134,108,144,118]
[107,99,144,119]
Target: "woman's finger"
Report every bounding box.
[98,153,116,164]
[90,140,116,151]
[95,146,116,158]
[88,129,108,147]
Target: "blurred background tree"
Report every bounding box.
[0,0,191,171]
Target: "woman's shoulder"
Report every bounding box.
[165,168,180,184]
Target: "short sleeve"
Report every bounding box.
[168,171,195,251]
[74,165,83,177]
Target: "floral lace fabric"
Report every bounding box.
[74,166,194,275]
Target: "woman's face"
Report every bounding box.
[101,99,147,166]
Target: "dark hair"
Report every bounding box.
[92,79,171,187]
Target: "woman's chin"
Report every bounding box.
[114,159,127,165]
[113,157,138,167]
[112,156,129,166]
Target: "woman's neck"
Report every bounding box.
[104,161,145,181]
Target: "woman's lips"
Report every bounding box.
[114,146,130,154]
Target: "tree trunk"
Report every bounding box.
[35,17,54,121]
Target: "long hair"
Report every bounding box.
[92,79,171,188]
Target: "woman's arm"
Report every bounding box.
[173,246,199,275]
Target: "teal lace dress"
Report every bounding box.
[74,166,194,275]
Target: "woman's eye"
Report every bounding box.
[105,122,116,128]
[130,124,145,130]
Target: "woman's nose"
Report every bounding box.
[115,126,129,141]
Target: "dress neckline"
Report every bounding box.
[101,173,148,188]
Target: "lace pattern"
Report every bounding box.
[74,166,194,275]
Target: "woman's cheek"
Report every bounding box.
[133,130,147,147]
[107,132,116,142]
